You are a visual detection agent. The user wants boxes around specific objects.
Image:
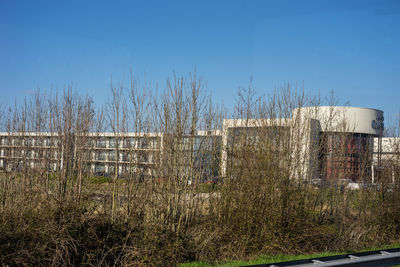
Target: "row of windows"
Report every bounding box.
[92,137,159,149]
[0,149,154,163]
[0,137,163,148]
[0,160,59,171]
[0,149,59,159]
[0,137,58,147]
[0,135,223,151]
[93,151,152,163]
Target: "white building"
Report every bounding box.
[0,106,392,183]
[222,106,384,182]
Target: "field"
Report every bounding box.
[1,82,400,266]
[1,171,400,266]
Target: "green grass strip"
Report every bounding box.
[179,243,400,267]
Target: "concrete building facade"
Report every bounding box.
[0,106,396,184]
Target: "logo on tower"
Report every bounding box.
[371,113,384,131]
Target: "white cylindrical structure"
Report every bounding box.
[293,106,384,136]
[293,106,383,182]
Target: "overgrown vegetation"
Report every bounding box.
[0,72,399,266]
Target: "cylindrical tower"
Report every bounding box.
[293,106,384,182]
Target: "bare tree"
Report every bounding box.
[125,72,151,216]
[106,81,127,221]
[73,95,95,202]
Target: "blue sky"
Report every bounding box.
[1,0,399,123]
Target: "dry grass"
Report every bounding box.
[0,74,400,265]
[1,173,400,266]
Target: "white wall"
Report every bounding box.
[293,106,384,135]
